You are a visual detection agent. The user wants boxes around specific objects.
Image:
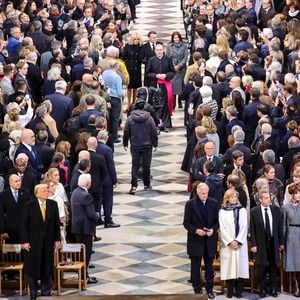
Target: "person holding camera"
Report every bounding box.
[183,182,219,299]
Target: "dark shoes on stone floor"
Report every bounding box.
[93,235,102,242]
[105,222,120,228]
[207,291,215,299]
[87,276,98,284]
[88,264,95,269]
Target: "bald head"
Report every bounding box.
[229,76,241,89]
[82,73,93,85]
[78,150,90,162]
[87,137,98,150]
[21,129,35,146]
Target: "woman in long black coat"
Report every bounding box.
[123,32,143,111]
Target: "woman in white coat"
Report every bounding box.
[219,189,249,298]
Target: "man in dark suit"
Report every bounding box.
[224,150,252,191]
[258,0,276,30]
[20,184,61,300]
[222,129,251,164]
[29,21,48,54]
[248,54,266,82]
[193,141,224,182]
[225,105,245,138]
[87,137,108,227]
[183,182,219,298]
[44,80,74,132]
[0,174,31,243]
[282,136,300,176]
[7,153,37,194]
[70,158,91,193]
[71,174,99,284]
[250,191,284,297]
[140,31,157,87]
[96,131,120,228]
[14,129,43,180]
[242,88,262,147]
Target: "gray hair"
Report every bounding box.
[226,105,238,117]
[233,129,245,142]
[78,173,91,187]
[55,80,67,91]
[35,105,47,118]
[284,73,296,84]
[106,46,119,58]
[47,67,61,81]
[231,125,243,135]
[202,76,213,87]
[269,61,282,73]
[288,136,300,149]
[261,123,272,135]
[97,130,108,141]
[262,149,275,164]
[43,100,52,112]
[83,57,93,68]
[9,129,22,142]
[27,51,38,62]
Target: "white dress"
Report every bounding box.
[219,206,249,280]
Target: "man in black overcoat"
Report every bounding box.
[183,182,219,299]
[71,173,99,284]
[250,191,284,297]
[0,174,31,243]
[20,184,61,300]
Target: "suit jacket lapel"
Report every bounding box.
[191,199,204,224]
[258,205,265,229]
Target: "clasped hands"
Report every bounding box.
[196,228,213,237]
[156,74,166,80]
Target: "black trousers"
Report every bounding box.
[131,146,152,187]
[258,237,278,291]
[75,234,93,277]
[190,252,215,293]
[102,182,113,224]
[28,275,52,298]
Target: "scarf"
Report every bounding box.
[223,203,243,238]
[157,78,173,116]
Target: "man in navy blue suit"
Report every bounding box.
[243,88,262,147]
[96,130,120,228]
[71,174,99,284]
[44,80,74,132]
[233,29,254,54]
[14,129,43,180]
[245,0,257,24]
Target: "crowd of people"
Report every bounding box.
[0,0,298,298]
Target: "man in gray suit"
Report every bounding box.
[0,65,15,103]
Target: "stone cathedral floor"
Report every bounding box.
[4,0,297,298]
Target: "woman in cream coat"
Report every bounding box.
[219,189,249,298]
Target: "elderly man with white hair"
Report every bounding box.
[71,173,99,285]
[198,86,218,120]
[44,80,74,132]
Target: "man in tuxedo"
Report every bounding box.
[0,174,31,243]
[183,182,219,299]
[193,141,224,182]
[140,31,157,87]
[71,174,99,284]
[250,191,284,297]
[20,184,61,300]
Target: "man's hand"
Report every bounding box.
[279,245,284,251]
[230,240,239,250]
[251,246,257,253]
[124,147,128,151]
[23,243,31,252]
[1,233,9,239]
[196,229,207,236]
[153,147,157,152]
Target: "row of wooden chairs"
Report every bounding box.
[0,241,86,296]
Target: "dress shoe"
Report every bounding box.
[105,222,120,228]
[259,290,267,297]
[129,187,137,195]
[144,185,152,190]
[271,289,278,297]
[114,139,121,144]
[87,277,98,284]
[93,235,102,242]
[91,250,95,254]
[97,219,104,226]
[207,291,215,299]
[88,264,95,268]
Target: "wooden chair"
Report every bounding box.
[56,243,86,295]
[0,244,24,296]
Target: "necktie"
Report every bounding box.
[31,149,36,159]
[264,208,271,238]
[152,43,155,52]
[13,191,18,203]
[41,202,46,222]
[199,201,208,226]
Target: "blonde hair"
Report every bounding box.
[216,34,231,55]
[56,141,71,158]
[44,167,59,182]
[127,32,143,46]
[201,116,217,134]
[221,97,234,113]
[89,34,103,52]
[221,189,239,208]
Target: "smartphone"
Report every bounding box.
[203,227,210,232]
